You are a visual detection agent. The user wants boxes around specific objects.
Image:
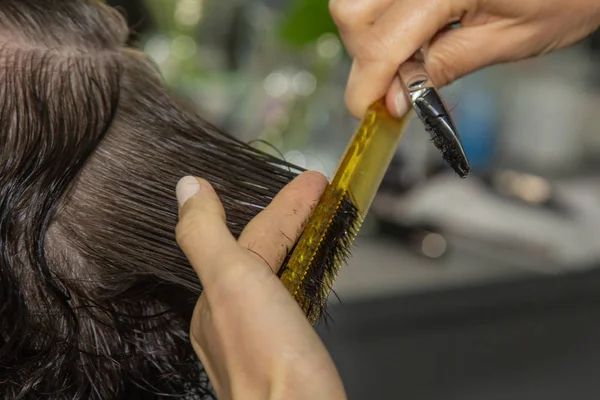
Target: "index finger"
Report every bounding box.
[345,0,470,118]
[238,171,328,273]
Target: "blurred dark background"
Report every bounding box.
[107,1,600,398]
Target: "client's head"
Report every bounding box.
[0,1,301,398]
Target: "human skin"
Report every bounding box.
[175,172,347,400]
[329,0,600,119]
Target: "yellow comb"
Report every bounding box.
[279,99,412,324]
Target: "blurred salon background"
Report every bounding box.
[108,1,600,399]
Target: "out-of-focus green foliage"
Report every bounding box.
[142,0,178,33]
[279,0,340,47]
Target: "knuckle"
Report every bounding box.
[428,50,458,86]
[263,236,287,263]
[208,259,257,300]
[249,224,285,251]
[175,212,205,249]
[276,227,295,249]
[329,0,361,29]
[243,222,293,268]
[353,31,387,62]
[212,260,244,288]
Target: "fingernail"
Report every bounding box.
[176,176,200,208]
[395,91,410,117]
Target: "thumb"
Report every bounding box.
[175,176,238,285]
[386,25,514,117]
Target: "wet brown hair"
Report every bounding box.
[0,0,302,398]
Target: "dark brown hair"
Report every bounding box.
[0,0,302,398]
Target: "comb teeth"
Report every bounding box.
[278,193,360,324]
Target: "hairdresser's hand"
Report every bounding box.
[175,172,346,400]
[330,0,600,118]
